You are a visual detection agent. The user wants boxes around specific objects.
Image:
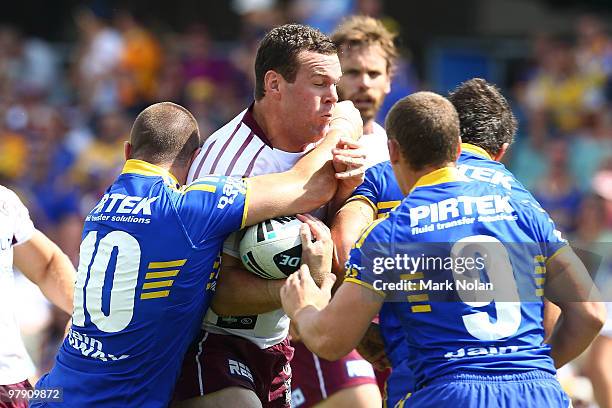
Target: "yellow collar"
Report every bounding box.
[461,143,492,160]
[410,167,461,193]
[121,159,180,186]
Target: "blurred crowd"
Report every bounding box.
[0,0,610,405]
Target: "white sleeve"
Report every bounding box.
[3,188,35,245]
[222,231,241,259]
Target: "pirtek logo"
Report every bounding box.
[91,194,158,216]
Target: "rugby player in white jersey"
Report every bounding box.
[0,186,75,408]
[290,16,399,408]
[172,24,366,408]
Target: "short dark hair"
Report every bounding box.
[448,78,517,156]
[331,15,398,74]
[254,24,336,100]
[385,92,460,171]
[130,102,201,166]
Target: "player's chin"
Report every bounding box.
[316,123,330,138]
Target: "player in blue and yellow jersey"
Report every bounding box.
[32,101,365,407]
[283,92,605,407]
[332,78,534,407]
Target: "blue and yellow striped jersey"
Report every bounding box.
[345,166,567,391]
[35,160,249,408]
[348,160,402,219]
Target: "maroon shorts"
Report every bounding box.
[0,379,32,408]
[290,341,377,408]
[172,330,294,408]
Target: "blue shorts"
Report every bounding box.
[404,371,570,408]
[383,361,415,408]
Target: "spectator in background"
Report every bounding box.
[533,139,583,234]
[71,110,129,213]
[525,38,601,147]
[73,5,124,114]
[115,10,162,114]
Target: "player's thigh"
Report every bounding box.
[172,387,263,408]
[314,384,381,408]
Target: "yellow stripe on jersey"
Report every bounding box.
[145,270,179,279]
[344,277,386,298]
[183,183,217,193]
[143,280,174,289]
[140,290,170,299]
[535,288,544,297]
[535,277,545,286]
[534,255,546,263]
[121,159,180,185]
[241,178,251,229]
[346,195,378,213]
[377,201,401,210]
[395,392,413,408]
[148,259,187,269]
[407,294,429,302]
[400,272,424,281]
[354,214,389,249]
[535,266,546,275]
[411,305,432,313]
[409,167,461,193]
[461,143,492,160]
[546,245,570,265]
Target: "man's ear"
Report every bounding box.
[264,70,282,98]
[493,143,509,162]
[388,138,401,164]
[124,141,132,161]
[456,138,462,161]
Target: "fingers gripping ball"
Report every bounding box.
[239,216,305,279]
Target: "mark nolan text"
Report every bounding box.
[373,279,493,292]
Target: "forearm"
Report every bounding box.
[293,306,350,360]
[542,298,561,342]
[330,201,375,285]
[246,130,345,225]
[36,250,75,315]
[211,266,284,316]
[14,232,75,315]
[548,302,606,368]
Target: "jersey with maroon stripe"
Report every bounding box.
[188,104,314,348]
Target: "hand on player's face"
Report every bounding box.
[297,213,333,287]
[280,264,335,320]
[332,136,366,190]
[329,100,363,141]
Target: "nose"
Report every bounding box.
[357,73,371,89]
[324,84,339,105]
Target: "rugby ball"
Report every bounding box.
[239,216,303,279]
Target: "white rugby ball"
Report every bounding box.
[239,216,303,279]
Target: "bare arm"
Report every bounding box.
[544,247,606,368]
[330,199,376,288]
[13,230,76,314]
[211,254,284,316]
[244,102,363,227]
[211,214,333,316]
[542,299,561,342]
[282,268,382,361]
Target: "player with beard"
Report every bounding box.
[290,16,398,408]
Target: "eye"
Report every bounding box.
[368,71,382,79]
